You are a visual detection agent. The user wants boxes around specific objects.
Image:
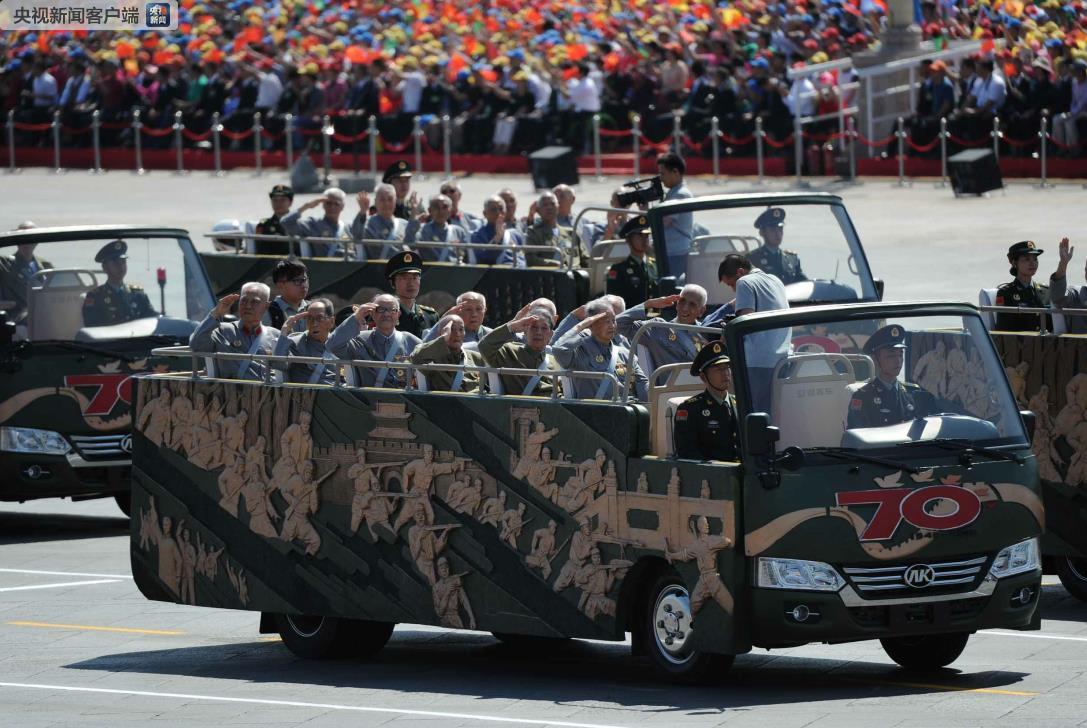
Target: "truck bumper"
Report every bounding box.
[0,452,130,502]
[751,570,1041,647]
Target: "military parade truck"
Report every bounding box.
[0,226,216,514]
[130,300,1042,680]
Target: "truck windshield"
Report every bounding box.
[659,202,875,308]
[739,311,1028,451]
[1,235,214,343]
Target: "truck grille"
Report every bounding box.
[842,555,987,595]
[69,434,131,462]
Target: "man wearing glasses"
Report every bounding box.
[327,293,421,388]
[263,258,310,332]
[281,187,370,258]
[190,282,281,381]
[272,297,339,385]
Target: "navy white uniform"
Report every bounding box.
[552,328,648,401]
[273,331,339,385]
[189,315,281,381]
[326,316,420,388]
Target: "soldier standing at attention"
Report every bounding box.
[749,207,807,285]
[995,241,1051,332]
[673,342,739,461]
[384,160,419,220]
[387,250,438,338]
[82,240,157,327]
[847,325,935,429]
[253,184,293,255]
[606,215,660,309]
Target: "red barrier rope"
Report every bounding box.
[260,129,284,141]
[945,134,986,147]
[762,135,794,149]
[681,134,703,152]
[60,125,90,135]
[639,135,672,152]
[12,122,53,132]
[181,128,211,141]
[719,133,756,145]
[220,128,255,141]
[1003,135,1037,149]
[141,126,174,137]
[598,128,633,138]
[854,132,895,148]
[381,137,412,153]
[906,137,940,152]
[100,121,129,130]
[1046,134,1082,150]
[331,130,369,143]
[298,127,323,137]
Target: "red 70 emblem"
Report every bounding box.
[835,485,982,541]
[63,374,134,416]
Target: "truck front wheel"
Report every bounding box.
[641,571,734,683]
[880,632,970,670]
[1056,557,1087,602]
[274,614,394,659]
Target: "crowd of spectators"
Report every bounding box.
[2,0,1086,158]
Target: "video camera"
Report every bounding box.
[616,176,665,208]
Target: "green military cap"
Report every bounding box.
[382,160,413,184]
[385,249,424,278]
[754,207,786,229]
[95,239,128,263]
[1007,240,1043,260]
[268,184,294,199]
[690,340,730,376]
[863,324,908,356]
[618,215,651,238]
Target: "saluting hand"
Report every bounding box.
[646,294,682,310]
[354,302,378,324]
[356,190,370,212]
[576,312,608,332]
[213,293,240,319]
[281,311,308,336]
[509,314,544,333]
[1056,237,1074,277]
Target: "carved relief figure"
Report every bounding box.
[280,411,313,469]
[195,533,223,579]
[432,556,476,629]
[167,389,193,453]
[554,517,595,593]
[240,455,279,538]
[478,490,506,527]
[217,458,246,514]
[226,561,250,606]
[348,450,405,538]
[219,409,249,468]
[392,444,464,532]
[499,501,530,549]
[1006,361,1030,406]
[187,393,223,469]
[137,386,172,447]
[526,520,559,578]
[578,449,608,496]
[406,500,458,585]
[279,460,332,555]
[635,472,649,493]
[178,524,197,605]
[665,515,735,616]
[913,340,948,399]
[574,547,630,619]
[141,497,183,597]
[446,476,484,516]
[1028,385,1062,483]
[513,420,559,479]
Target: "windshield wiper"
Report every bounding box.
[806,447,920,473]
[901,438,1024,465]
[40,341,140,362]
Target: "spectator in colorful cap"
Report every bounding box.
[995,241,1051,332]
[846,324,934,429]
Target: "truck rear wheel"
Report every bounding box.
[880,632,970,670]
[1056,557,1087,602]
[274,614,394,659]
[642,571,734,683]
[114,493,131,517]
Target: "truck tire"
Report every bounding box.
[114,493,131,517]
[880,632,970,670]
[1056,557,1087,602]
[490,632,571,650]
[641,571,734,683]
[274,614,394,659]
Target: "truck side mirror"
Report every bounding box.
[745,412,779,456]
[1019,410,1036,444]
[873,279,884,300]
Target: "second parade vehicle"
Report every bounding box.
[129,300,1041,681]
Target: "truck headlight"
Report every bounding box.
[757,557,844,591]
[0,427,71,456]
[989,538,1040,579]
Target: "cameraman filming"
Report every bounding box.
[656,152,694,280]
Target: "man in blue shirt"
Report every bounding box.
[469,195,523,265]
[656,152,694,281]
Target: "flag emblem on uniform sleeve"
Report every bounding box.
[675,408,689,421]
[850,398,863,411]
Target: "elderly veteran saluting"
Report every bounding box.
[552,297,648,401]
[190,283,280,380]
[749,207,806,285]
[606,214,660,310]
[673,342,739,462]
[479,304,558,396]
[272,297,339,385]
[410,314,487,393]
[281,187,369,258]
[361,183,409,260]
[386,250,439,338]
[617,285,708,382]
[404,194,471,262]
[327,292,420,388]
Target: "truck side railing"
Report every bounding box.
[149,346,624,402]
[624,319,724,401]
[979,304,1087,335]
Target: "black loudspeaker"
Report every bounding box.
[947,149,1003,195]
[528,146,579,189]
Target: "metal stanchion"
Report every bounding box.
[991,115,1001,162]
[321,114,332,187]
[672,112,683,155]
[792,114,804,188]
[210,112,223,176]
[847,116,857,184]
[441,114,452,179]
[592,114,602,181]
[52,110,62,174]
[632,114,641,178]
[412,116,424,179]
[253,111,263,175]
[895,116,908,187]
[173,111,186,175]
[368,115,377,176]
[6,110,16,173]
[711,116,720,184]
[755,117,765,186]
[936,117,948,188]
[90,110,103,174]
[284,114,294,171]
[1037,115,1053,189]
[132,110,144,175]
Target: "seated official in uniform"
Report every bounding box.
[552,294,630,346]
[272,297,339,385]
[327,292,421,388]
[0,237,51,321]
[410,314,487,393]
[617,285,708,383]
[552,297,649,401]
[387,251,438,338]
[404,194,471,263]
[421,291,492,345]
[252,184,293,255]
[82,240,157,327]
[523,192,584,268]
[749,207,807,285]
[470,196,524,266]
[262,258,310,332]
[479,305,558,396]
[281,187,369,258]
[606,215,659,310]
[847,324,935,429]
[190,282,281,381]
[361,183,409,260]
[673,342,739,461]
[994,240,1051,332]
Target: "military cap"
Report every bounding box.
[382,160,413,184]
[618,215,652,238]
[1007,240,1043,260]
[95,239,128,263]
[754,207,786,229]
[863,324,908,356]
[268,184,293,199]
[386,250,424,278]
[690,340,731,376]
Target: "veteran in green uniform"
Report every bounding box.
[606,215,659,309]
[994,240,1051,332]
[846,324,934,429]
[749,207,807,285]
[673,342,739,461]
[387,250,439,339]
[82,240,157,327]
